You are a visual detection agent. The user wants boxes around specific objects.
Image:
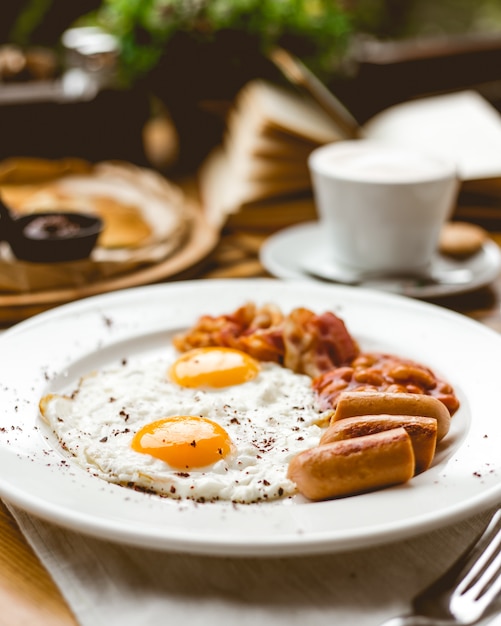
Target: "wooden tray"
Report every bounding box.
[0,207,219,326]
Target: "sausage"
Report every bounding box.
[320,414,437,474]
[331,391,451,441]
[288,427,415,501]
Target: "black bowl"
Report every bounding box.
[2,211,104,263]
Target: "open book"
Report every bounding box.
[198,51,501,230]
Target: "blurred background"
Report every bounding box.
[2,0,501,176]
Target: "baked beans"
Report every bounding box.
[313,352,460,416]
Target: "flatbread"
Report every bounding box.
[0,158,192,292]
[10,187,153,249]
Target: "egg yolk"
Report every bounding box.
[169,347,259,388]
[131,416,232,469]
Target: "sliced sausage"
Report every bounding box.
[288,427,415,501]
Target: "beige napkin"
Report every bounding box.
[6,502,500,626]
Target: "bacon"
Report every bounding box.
[173,302,359,374]
[282,308,359,377]
[172,303,285,363]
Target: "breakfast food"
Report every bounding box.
[39,346,330,503]
[313,352,460,417]
[287,428,416,500]
[2,161,185,250]
[439,221,487,257]
[23,192,153,249]
[39,301,460,503]
[330,390,451,441]
[173,301,360,378]
[0,158,191,292]
[319,413,437,474]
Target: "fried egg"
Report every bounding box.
[39,347,328,503]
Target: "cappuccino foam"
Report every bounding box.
[313,144,456,184]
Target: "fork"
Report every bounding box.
[379,508,501,626]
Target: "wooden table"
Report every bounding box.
[1,224,501,625]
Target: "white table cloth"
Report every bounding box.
[7,502,500,626]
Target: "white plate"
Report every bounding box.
[260,221,501,298]
[0,279,500,557]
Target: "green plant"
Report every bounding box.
[89,0,353,83]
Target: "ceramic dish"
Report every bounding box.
[260,221,501,298]
[0,200,103,262]
[0,279,500,557]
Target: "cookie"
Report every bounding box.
[439,221,487,258]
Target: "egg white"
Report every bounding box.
[40,357,329,503]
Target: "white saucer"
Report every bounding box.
[260,221,501,298]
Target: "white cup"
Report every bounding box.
[308,140,460,274]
